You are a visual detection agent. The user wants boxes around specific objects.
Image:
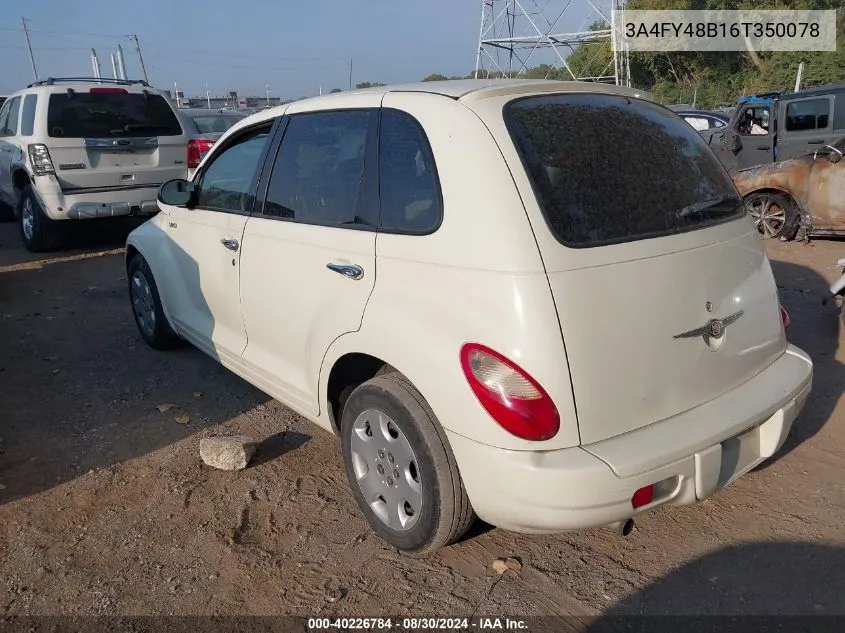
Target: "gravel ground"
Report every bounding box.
[0,220,843,621]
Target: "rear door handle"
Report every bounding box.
[221,238,239,251]
[326,262,364,280]
[807,139,825,144]
[757,145,771,150]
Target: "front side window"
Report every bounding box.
[378,108,441,233]
[0,99,11,135]
[195,125,272,213]
[263,110,371,226]
[505,93,745,248]
[46,92,182,138]
[0,97,21,136]
[786,99,830,132]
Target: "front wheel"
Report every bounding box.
[745,192,799,241]
[127,254,182,350]
[340,373,475,556]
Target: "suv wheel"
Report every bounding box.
[18,185,62,252]
[340,373,475,556]
[127,254,183,350]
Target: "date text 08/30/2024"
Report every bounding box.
[307,617,528,631]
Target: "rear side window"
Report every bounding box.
[504,93,745,248]
[20,94,37,136]
[47,92,182,138]
[262,110,371,226]
[378,109,441,233]
[785,99,830,131]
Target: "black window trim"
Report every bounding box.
[375,107,444,236]
[501,93,746,250]
[190,118,280,216]
[253,107,381,233]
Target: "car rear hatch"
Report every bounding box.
[499,92,788,445]
[44,87,187,192]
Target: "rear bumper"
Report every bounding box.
[448,344,812,534]
[33,178,161,220]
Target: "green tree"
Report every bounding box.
[422,73,448,81]
[355,81,386,89]
[329,88,342,93]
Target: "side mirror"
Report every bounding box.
[158,179,196,207]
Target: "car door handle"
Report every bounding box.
[757,145,771,150]
[807,139,825,144]
[326,262,364,280]
[221,238,239,251]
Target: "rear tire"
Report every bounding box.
[18,184,63,252]
[127,254,182,350]
[340,373,475,556]
[745,192,799,241]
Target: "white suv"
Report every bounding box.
[0,77,190,252]
[126,79,813,555]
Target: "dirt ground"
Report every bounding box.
[0,219,843,620]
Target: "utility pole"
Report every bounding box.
[21,17,38,82]
[132,34,150,83]
[206,82,211,108]
[348,57,353,91]
[265,83,271,106]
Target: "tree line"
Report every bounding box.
[336,1,844,109]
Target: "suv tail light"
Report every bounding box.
[187,139,215,169]
[27,144,55,175]
[780,305,790,330]
[460,343,560,441]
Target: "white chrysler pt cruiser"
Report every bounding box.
[126,79,813,555]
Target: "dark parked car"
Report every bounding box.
[715,85,845,170]
[176,108,248,176]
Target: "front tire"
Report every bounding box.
[127,254,182,350]
[745,192,799,241]
[340,373,475,556]
[18,185,62,252]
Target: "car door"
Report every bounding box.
[238,105,378,415]
[0,96,20,201]
[777,95,834,161]
[160,120,275,365]
[734,105,775,169]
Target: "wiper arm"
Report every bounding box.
[677,195,739,219]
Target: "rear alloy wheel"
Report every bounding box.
[340,373,475,556]
[18,185,62,252]
[745,192,799,240]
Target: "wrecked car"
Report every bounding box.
[731,137,845,241]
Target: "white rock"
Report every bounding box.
[199,436,257,471]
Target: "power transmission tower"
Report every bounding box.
[475,0,631,86]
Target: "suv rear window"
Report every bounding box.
[47,92,182,138]
[504,93,745,248]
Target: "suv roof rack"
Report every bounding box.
[26,77,151,88]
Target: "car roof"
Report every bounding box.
[674,109,729,119]
[179,108,247,117]
[232,79,653,130]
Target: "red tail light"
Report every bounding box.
[631,485,654,509]
[460,343,559,441]
[780,305,790,330]
[187,139,215,169]
[89,87,128,94]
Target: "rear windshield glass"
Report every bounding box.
[504,93,745,248]
[189,114,244,134]
[47,92,183,138]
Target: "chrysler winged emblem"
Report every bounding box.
[674,310,744,340]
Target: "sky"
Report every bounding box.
[0,0,603,99]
